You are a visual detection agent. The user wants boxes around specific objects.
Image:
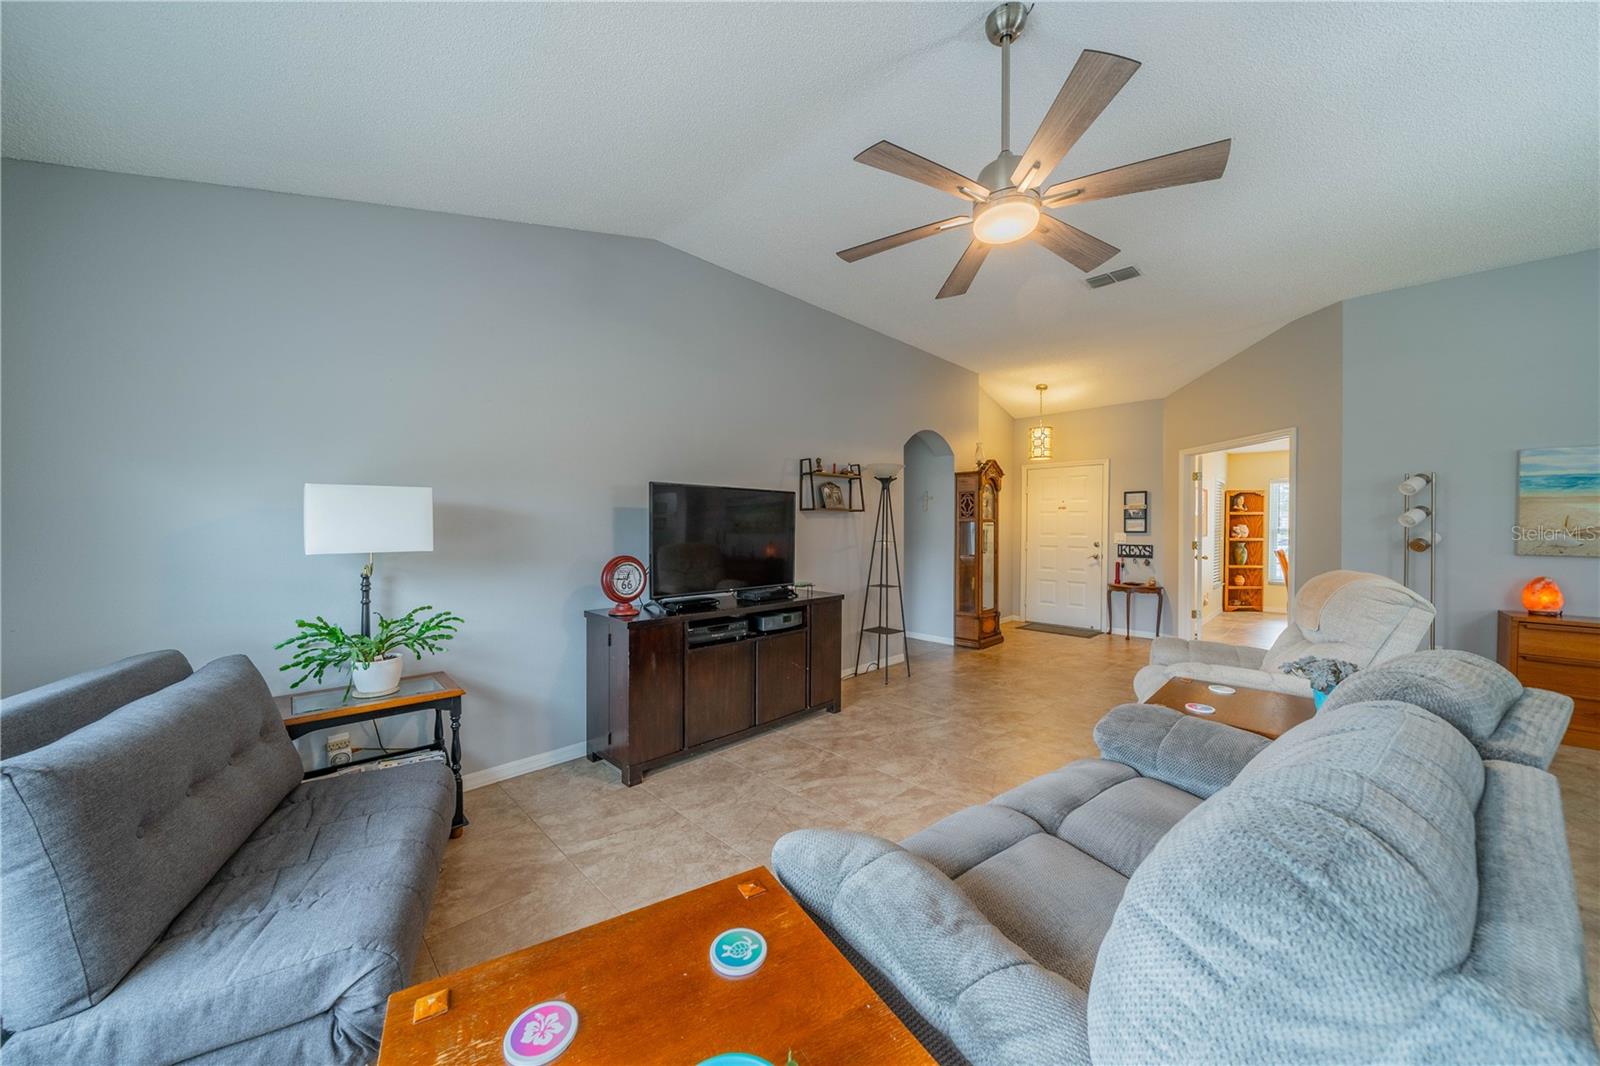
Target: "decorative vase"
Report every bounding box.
[1313,689,1329,711]
[1232,542,1248,565]
[350,655,403,697]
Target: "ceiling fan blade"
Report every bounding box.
[856,141,991,201]
[1042,140,1232,206]
[1031,214,1119,273]
[936,240,991,299]
[837,217,971,263]
[1010,50,1140,189]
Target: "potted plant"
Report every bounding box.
[1278,655,1359,710]
[276,605,463,697]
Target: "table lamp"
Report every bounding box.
[304,484,434,636]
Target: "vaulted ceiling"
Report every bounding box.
[5,2,1596,414]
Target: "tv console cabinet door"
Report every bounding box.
[627,625,684,764]
[756,631,808,724]
[809,600,842,710]
[684,641,755,747]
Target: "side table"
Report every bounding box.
[1107,582,1165,638]
[276,671,469,837]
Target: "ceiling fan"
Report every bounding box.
[837,2,1232,299]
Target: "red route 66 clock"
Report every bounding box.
[600,555,647,617]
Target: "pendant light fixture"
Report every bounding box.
[1029,384,1053,460]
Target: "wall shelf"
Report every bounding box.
[798,460,864,512]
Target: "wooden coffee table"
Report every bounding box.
[378,868,936,1065]
[1147,677,1316,739]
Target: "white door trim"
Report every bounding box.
[1021,458,1110,631]
[1176,428,1299,639]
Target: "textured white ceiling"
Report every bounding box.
[5,2,1597,415]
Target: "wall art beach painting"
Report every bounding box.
[1516,446,1600,557]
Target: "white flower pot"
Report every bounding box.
[350,655,403,697]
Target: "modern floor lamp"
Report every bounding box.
[303,483,434,636]
[855,463,910,683]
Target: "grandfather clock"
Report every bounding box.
[955,460,1004,649]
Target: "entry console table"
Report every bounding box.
[586,592,844,785]
[1107,582,1165,638]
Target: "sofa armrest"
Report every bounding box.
[1149,637,1267,670]
[1093,703,1269,799]
[771,829,1090,1066]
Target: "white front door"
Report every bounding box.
[1026,464,1105,628]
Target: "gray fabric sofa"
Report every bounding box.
[1,650,455,1065]
[1133,569,1436,700]
[773,653,1595,1065]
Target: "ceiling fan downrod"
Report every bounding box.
[986,3,1030,156]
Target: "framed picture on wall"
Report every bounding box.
[1124,510,1148,534]
[1123,490,1148,508]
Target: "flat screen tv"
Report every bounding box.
[649,483,795,599]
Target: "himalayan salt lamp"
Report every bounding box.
[1521,576,1564,616]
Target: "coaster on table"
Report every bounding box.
[1183,702,1216,715]
[1207,685,1237,694]
[710,928,767,978]
[503,1000,578,1066]
[697,1056,774,1066]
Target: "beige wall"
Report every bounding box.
[1224,449,1291,610]
[1012,400,1165,634]
[978,389,1020,619]
[1162,303,1343,631]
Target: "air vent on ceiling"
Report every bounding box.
[1086,266,1142,289]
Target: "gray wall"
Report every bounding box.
[1342,250,1600,655]
[901,430,954,642]
[1,161,980,778]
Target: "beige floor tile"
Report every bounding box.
[558,810,754,913]
[407,938,439,985]
[426,865,618,975]
[459,782,534,836]
[425,819,577,939]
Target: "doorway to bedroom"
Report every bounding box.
[1179,431,1295,649]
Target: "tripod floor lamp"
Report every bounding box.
[303,484,434,637]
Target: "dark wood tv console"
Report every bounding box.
[584,592,844,785]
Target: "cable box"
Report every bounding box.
[753,610,803,633]
[686,618,749,646]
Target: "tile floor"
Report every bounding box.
[412,623,1600,1031]
[1200,608,1289,647]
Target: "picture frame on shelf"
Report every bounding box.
[819,481,846,510]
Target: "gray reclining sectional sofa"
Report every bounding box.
[1,650,454,1065]
[774,650,1597,1064]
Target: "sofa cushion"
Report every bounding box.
[0,655,302,1031]
[1321,649,1572,769]
[1321,649,1522,740]
[772,829,1092,1066]
[2,759,454,1066]
[1088,702,1513,1063]
[1092,703,1270,799]
[0,649,192,758]
[954,833,1127,989]
[1057,776,1204,878]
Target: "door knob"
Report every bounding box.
[1089,553,1101,561]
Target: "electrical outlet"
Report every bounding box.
[326,732,353,766]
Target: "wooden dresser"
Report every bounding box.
[1497,611,1600,749]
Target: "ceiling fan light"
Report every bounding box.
[972,193,1040,244]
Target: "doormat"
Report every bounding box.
[1019,622,1102,638]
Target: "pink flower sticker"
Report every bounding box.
[503,1000,579,1065]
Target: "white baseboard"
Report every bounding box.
[463,741,587,791]
[847,652,906,678]
[904,631,955,645]
[1001,614,1023,624]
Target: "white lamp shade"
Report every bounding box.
[304,484,433,556]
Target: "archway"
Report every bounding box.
[902,430,956,642]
